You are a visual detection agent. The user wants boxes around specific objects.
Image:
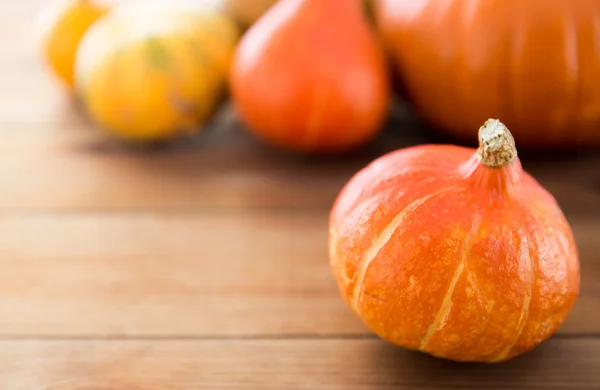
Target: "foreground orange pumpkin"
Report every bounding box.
[375,0,600,147]
[37,0,109,89]
[329,119,580,362]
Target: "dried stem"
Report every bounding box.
[477,119,517,168]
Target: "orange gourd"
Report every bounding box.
[75,2,240,142]
[374,0,600,147]
[230,0,390,154]
[37,0,109,89]
[329,119,580,362]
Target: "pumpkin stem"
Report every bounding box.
[477,119,517,168]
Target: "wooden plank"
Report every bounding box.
[0,124,350,211]
[1,110,599,213]
[0,104,409,211]
[0,211,358,336]
[0,338,598,390]
[0,212,597,336]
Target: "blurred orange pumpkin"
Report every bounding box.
[37,0,109,89]
[375,0,600,147]
[75,2,240,142]
[329,119,580,362]
[230,0,390,154]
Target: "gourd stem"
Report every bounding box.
[477,119,517,168]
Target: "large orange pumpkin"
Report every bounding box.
[375,0,600,147]
[329,119,580,362]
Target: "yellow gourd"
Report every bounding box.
[75,2,240,142]
[37,0,110,89]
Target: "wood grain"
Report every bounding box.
[1,0,600,388]
[1,111,599,213]
[0,212,597,337]
[0,211,354,336]
[0,338,598,390]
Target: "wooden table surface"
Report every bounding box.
[3,1,600,389]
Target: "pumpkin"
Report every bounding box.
[36,0,109,89]
[329,119,580,362]
[230,0,390,154]
[374,0,600,147]
[74,1,240,142]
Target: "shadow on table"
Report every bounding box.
[345,337,584,390]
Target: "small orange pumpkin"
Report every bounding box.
[37,0,109,89]
[329,119,580,362]
[374,0,600,147]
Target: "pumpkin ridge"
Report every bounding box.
[419,211,483,351]
[490,234,534,362]
[350,185,459,314]
[331,185,401,290]
[337,170,439,227]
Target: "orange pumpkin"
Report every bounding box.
[75,2,240,142]
[375,0,600,147]
[37,0,109,89]
[329,119,580,362]
[230,0,390,154]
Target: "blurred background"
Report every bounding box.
[1,0,599,388]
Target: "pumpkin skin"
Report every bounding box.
[375,0,600,147]
[329,120,580,362]
[230,0,390,154]
[37,0,109,89]
[75,3,240,142]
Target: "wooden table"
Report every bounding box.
[2,1,600,389]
